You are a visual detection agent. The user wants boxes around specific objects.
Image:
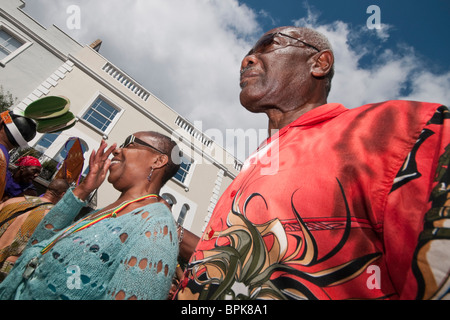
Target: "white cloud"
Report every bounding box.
[20,1,450,161]
[22,0,268,161]
[293,12,450,108]
[401,71,450,105]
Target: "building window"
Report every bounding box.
[161,193,177,209]
[34,134,89,163]
[0,29,22,60]
[55,138,89,163]
[0,24,32,66]
[177,204,190,226]
[81,97,120,133]
[34,132,60,153]
[174,156,193,184]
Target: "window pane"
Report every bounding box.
[55,139,88,163]
[177,204,189,226]
[58,139,75,160]
[174,170,187,183]
[34,132,60,152]
[174,157,192,183]
[0,48,8,60]
[83,109,108,131]
[0,30,22,59]
[82,97,119,132]
[96,100,117,119]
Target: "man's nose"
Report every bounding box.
[240,54,257,72]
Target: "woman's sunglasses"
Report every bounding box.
[119,135,166,154]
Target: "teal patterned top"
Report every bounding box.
[0,188,179,300]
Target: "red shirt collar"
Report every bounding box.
[259,103,348,150]
[285,103,348,129]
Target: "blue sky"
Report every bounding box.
[244,0,449,71]
[22,0,450,160]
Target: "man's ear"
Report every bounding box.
[311,50,334,78]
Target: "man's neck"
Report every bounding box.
[40,194,57,205]
[266,101,327,133]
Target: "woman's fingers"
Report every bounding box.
[104,143,117,160]
[89,141,116,169]
[75,140,117,200]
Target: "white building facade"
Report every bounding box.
[0,0,241,237]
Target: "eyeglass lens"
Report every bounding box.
[252,33,276,54]
[120,135,133,148]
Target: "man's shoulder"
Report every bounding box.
[1,196,27,206]
[353,100,446,113]
[342,100,446,125]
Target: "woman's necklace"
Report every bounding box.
[40,194,159,255]
[86,200,128,221]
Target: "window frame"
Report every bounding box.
[172,154,195,187]
[0,22,32,67]
[33,132,60,153]
[177,204,190,226]
[78,93,124,136]
[54,137,89,164]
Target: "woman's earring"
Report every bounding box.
[147,167,154,182]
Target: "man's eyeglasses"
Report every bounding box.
[248,32,320,56]
[120,135,166,154]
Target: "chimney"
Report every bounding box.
[90,39,102,52]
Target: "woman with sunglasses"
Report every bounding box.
[0,131,181,300]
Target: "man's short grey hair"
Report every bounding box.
[295,27,335,96]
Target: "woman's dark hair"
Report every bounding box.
[149,131,181,185]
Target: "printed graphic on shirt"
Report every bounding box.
[412,107,450,300]
[181,179,387,300]
[176,103,450,301]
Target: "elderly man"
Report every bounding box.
[175,27,449,300]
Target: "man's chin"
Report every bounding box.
[240,94,266,114]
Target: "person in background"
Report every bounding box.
[174,26,450,300]
[2,156,42,201]
[0,178,69,281]
[0,131,180,300]
[0,111,37,200]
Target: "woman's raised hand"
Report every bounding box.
[73,139,116,201]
